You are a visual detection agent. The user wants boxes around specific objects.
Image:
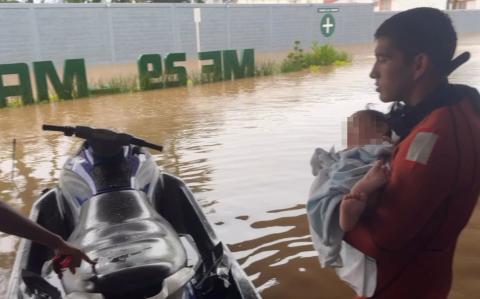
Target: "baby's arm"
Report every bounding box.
[339,160,390,232]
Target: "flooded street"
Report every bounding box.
[0,36,479,298]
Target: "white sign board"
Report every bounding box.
[317,8,339,13]
[194,8,201,23]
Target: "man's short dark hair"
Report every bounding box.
[375,7,457,75]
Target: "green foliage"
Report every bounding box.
[304,43,350,66]
[255,61,279,76]
[187,71,203,86]
[90,75,139,95]
[280,41,307,73]
[6,97,23,108]
[186,70,221,86]
[280,41,351,73]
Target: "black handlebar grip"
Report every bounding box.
[147,143,163,152]
[131,137,163,152]
[43,125,162,150]
[42,124,75,136]
[42,124,66,132]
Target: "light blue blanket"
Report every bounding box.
[306,143,392,296]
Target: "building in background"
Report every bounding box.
[232,0,478,10]
[373,0,478,10]
[7,0,479,8]
[447,0,478,9]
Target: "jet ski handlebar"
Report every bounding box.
[42,124,163,152]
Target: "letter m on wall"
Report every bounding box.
[223,49,255,80]
[34,59,89,101]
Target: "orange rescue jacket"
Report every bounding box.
[346,86,480,299]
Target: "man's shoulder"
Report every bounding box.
[452,84,480,102]
[419,84,480,130]
[418,106,453,133]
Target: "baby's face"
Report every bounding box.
[347,114,387,148]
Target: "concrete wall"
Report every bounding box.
[447,9,480,33]
[0,3,374,66]
[0,3,479,67]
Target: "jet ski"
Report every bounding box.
[7,125,260,299]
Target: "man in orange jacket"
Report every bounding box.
[343,7,480,299]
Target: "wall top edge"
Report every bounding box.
[374,9,480,15]
[447,8,480,12]
[0,3,374,9]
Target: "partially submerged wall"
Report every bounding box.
[0,3,478,67]
[0,3,376,66]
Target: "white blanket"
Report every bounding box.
[306,144,391,297]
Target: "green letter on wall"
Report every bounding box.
[34,59,89,101]
[137,54,163,90]
[199,51,222,83]
[223,49,255,80]
[164,53,187,88]
[0,63,34,108]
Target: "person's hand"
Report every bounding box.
[351,160,390,196]
[53,239,95,276]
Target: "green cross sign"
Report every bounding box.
[321,14,335,37]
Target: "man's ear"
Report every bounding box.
[413,53,430,80]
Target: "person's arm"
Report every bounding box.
[344,125,456,257]
[0,200,94,271]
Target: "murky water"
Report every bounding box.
[0,36,479,298]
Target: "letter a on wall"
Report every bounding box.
[0,63,34,107]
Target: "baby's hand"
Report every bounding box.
[351,160,390,196]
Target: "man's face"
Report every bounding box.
[370,37,416,103]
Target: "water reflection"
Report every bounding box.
[229,204,354,299]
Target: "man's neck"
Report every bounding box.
[404,78,446,107]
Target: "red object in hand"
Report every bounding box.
[54,255,73,268]
[52,255,73,277]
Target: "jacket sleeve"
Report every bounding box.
[344,124,457,255]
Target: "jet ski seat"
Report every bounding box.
[63,190,187,295]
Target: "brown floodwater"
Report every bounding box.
[0,36,479,298]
